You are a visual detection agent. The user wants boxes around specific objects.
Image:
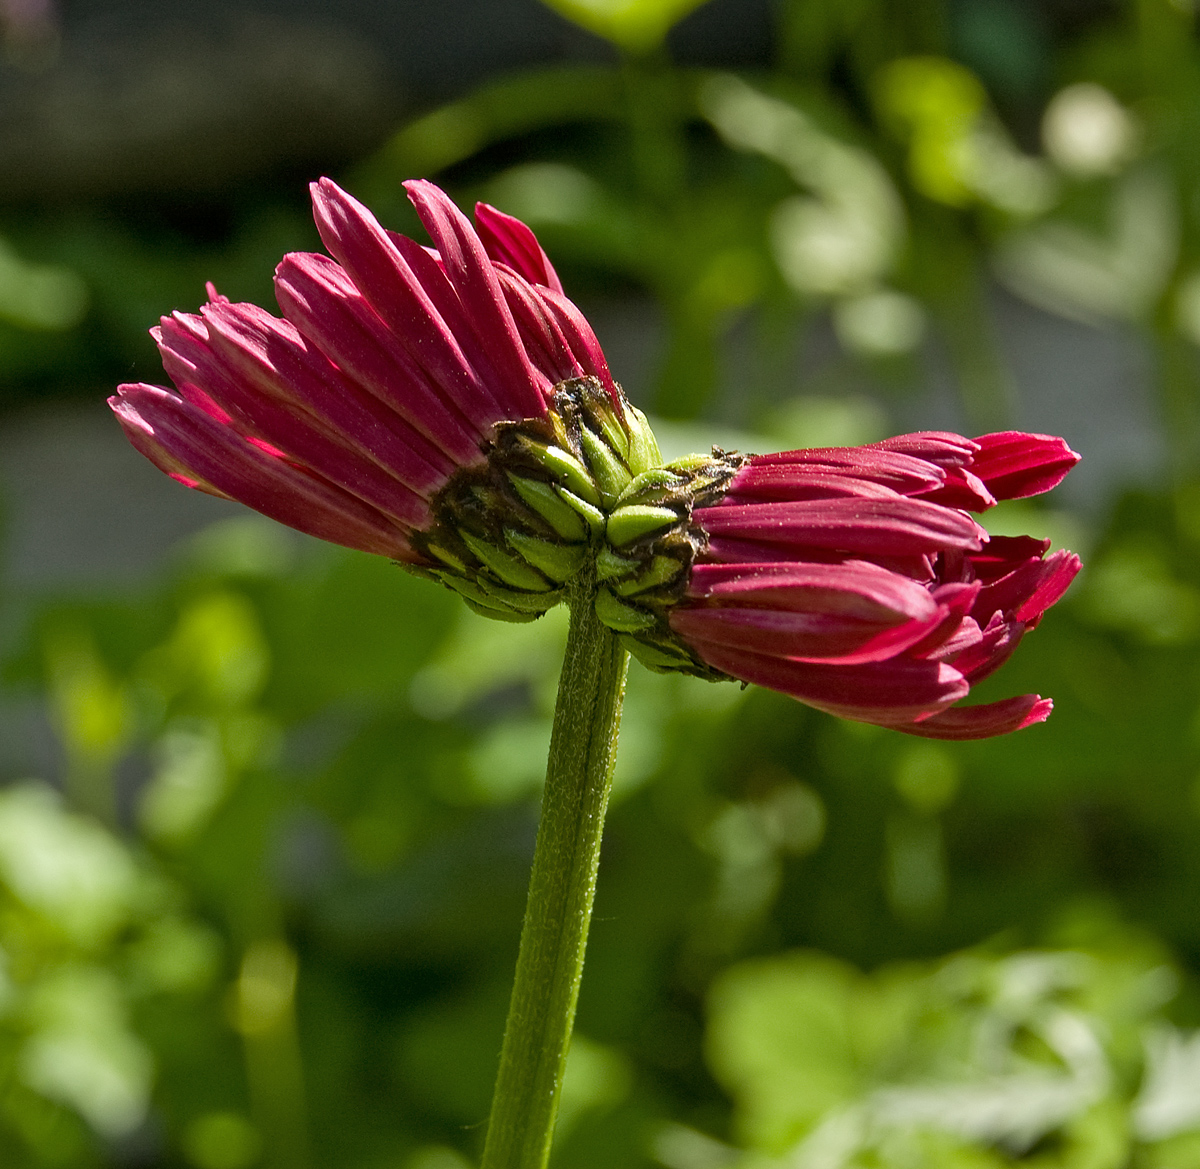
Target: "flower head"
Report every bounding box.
[110,178,1080,739]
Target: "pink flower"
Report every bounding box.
[668,432,1081,739]
[109,178,615,563]
[110,177,1081,739]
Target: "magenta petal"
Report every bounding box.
[111,385,417,559]
[744,449,947,495]
[904,581,981,658]
[309,179,510,431]
[695,497,987,556]
[475,201,565,293]
[1015,550,1082,623]
[199,302,456,495]
[173,378,234,425]
[922,615,984,662]
[528,285,617,400]
[156,304,447,528]
[156,316,433,529]
[404,179,548,419]
[943,611,1024,683]
[723,467,914,504]
[495,266,586,385]
[698,537,825,565]
[689,640,970,721]
[974,549,1081,625]
[274,252,484,464]
[894,695,1053,739]
[914,466,997,511]
[387,227,553,408]
[687,560,940,622]
[967,535,1052,582]
[970,431,1082,500]
[701,538,939,583]
[670,604,947,664]
[873,431,979,467]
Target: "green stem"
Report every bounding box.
[482,591,630,1169]
[621,49,685,206]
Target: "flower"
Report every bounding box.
[663,431,1081,739]
[109,177,1081,739]
[109,178,615,565]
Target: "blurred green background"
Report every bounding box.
[4,0,1200,1166]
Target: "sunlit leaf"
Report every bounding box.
[537,0,715,54]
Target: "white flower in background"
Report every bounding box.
[833,290,926,357]
[1042,83,1140,178]
[701,75,905,298]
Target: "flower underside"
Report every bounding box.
[410,375,747,678]
[109,176,1081,739]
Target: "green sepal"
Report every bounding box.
[556,488,606,535]
[613,555,683,595]
[434,571,540,620]
[426,541,470,574]
[624,405,662,474]
[619,635,695,672]
[433,570,496,606]
[595,546,640,581]
[508,475,589,541]
[460,532,553,592]
[463,598,542,624]
[594,587,656,632]
[666,452,714,472]
[505,530,588,583]
[532,444,602,508]
[593,406,630,463]
[615,468,684,508]
[606,504,678,547]
[477,578,563,613]
[579,427,632,506]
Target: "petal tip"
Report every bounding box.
[1024,695,1053,726]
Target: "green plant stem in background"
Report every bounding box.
[913,213,1015,434]
[481,588,630,1169]
[621,51,686,206]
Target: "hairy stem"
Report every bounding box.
[481,591,629,1169]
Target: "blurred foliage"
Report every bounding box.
[3,481,1200,1167]
[704,936,1196,1168]
[6,0,1200,1166]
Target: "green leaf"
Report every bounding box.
[537,0,717,54]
